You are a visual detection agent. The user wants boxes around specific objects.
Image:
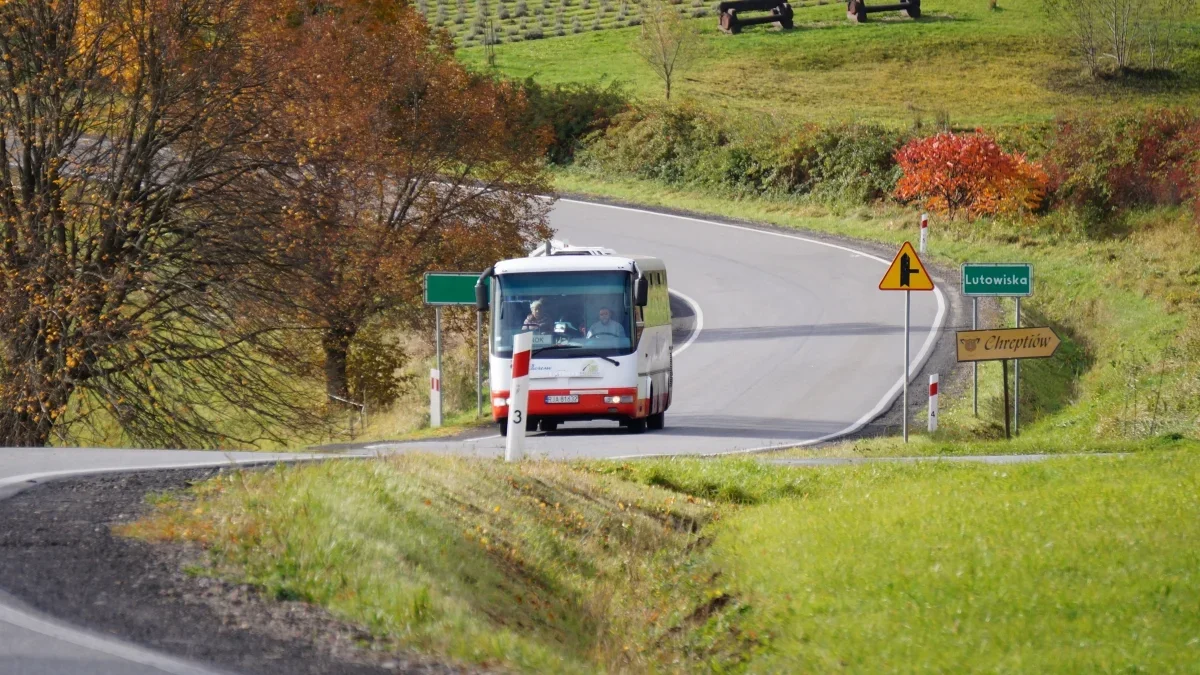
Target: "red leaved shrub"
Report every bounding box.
[894,131,1048,220]
[1045,108,1200,216]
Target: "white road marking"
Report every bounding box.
[667,289,705,356]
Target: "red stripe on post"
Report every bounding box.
[512,350,530,379]
[930,382,938,396]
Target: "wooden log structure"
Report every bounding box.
[718,0,794,34]
[846,0,920,21]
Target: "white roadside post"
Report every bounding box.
[505,331,532,462]
[429,369,442,427]
[919,213,929,254]
[928,374,939,433]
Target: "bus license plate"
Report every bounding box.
[545,395,579,404]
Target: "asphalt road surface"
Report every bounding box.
[0,198,945,674]
[375,198,945,459]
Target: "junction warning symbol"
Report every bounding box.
[879,242,934,291]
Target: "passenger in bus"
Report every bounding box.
[587,307,626,339]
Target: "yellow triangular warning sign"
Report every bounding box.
[879,242,935,291]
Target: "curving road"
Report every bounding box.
[0,198,945,674]
[377,198,945,459]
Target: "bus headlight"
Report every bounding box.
[603,395,634,404]
[492,397,508,407]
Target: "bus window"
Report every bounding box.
[492,270,635,358]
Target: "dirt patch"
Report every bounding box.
[0,467,472,675]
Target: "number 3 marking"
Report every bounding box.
[512,410,522,424]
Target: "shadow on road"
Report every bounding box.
[540,414,849,441]
[693,323,937,343]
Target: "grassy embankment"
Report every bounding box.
[459,0,1200,127]
[125,448,1200,671]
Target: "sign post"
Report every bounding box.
[972,298,978,417]
[476,312,483,419]
[956,324,1060,439]
[425,272,491,425]
[961,263,1033,435]
[1014,297,1021,435]
[879,241,935,442]
[433,307,442,427]
[505,331,532,462]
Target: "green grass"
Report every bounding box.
[121,455,725,672]
[125,448,1200,671]
[702,451,1200,671]
[455,0,1200,127]
[553,169,1200,447]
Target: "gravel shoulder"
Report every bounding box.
[0,468,467,675]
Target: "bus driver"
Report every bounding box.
[587,307,626,339]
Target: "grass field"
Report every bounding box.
[454,0,1200,126]
[124,449,1200,671]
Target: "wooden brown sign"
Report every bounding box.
[956,327,1061,362]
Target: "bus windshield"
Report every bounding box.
[492,271,634,358]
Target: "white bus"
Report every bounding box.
[475,242,672,435]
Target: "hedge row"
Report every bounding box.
[517,81,1200,220]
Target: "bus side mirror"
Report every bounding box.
[635,276,649,307]
[475,283,489,311]
[475,267,493,311]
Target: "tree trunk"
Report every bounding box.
[322,326,357,403]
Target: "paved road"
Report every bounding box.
[374,198,945,459]
[0,198,945,673]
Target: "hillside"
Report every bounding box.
[443,0,1200,126]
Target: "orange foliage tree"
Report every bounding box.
[249,0,551,405]
[894,131,1048,219]
[0,0,321,447]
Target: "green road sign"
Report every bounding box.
[425,272,486,305]
[961,263,1033,297]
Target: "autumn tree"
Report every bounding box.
[636,0,694,101]
[0,0,314,447]
[894,132,1048,219]
[252,0,552,405]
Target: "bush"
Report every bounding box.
[579,104,728,184]
[578,107,907,204]
[1045,108,1200,217]
[770,124,908,203]
[894,131,1048,219]
[347,325,411,409]
[518,79,630,165]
